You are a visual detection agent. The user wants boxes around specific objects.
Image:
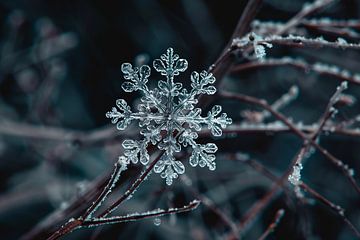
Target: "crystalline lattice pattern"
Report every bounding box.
[106,48,232,185]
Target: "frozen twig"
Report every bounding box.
[300,182,360,238]
[47,200,200,240]
[199,122,360,138]
[258,209,285,240]
[219,90,360,194]
[82,199,200,227]
[241,85,298,123]
[302,18,360,28]
[232,57,360,85]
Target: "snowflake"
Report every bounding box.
[106,48,232,185]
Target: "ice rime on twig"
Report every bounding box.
[82,199,201,228]
[231,32,273,59]
[288,82,349,195]
[232,33,360,60]
[241,85,299,123]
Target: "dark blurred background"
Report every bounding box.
[0,0,360,239]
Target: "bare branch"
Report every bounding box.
[258,209,285,240]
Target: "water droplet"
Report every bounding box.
[153,217,161,226]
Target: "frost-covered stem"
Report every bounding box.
[98,151,164,218]
[258,36,360,50]
[229,147,303,238]
[235,0,334,60]
[232,154,292,196]
[336,114,360,129]
[199,123,360,138]
[241,85,298,123]
[47,160,129,239]
[219,90,360,194]
[233,151,360,238]
[303,24,360,40]
[47,218,82,240]
[288,81,347,190]
[302,19,360,28]
[299,182,360,238]
[82,200,200,227]
[220,91,303,135]
[314,81,347,137]
[263,85,298,119]
[232,58,360,86]
[208,0,263,80]
[0,118,126,144]
[82,160,128,220]
[232,35,360,60]
[258,209,285,240]
[47,152,163,239]
[292,81,347,168]
[274,0,335,35]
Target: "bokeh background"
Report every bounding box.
[0,0,360,239]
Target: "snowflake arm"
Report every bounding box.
[121,63,166,113]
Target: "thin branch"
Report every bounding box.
[46,151,164,240]
[21,170,113,240]
[259,35,360,50]
[0,119,124,145]
[97,150,164,218]
[274,0,335,35]
[302,18,360,28]
[82,199,201,227]
[233,146,303,237]
[82,159,129,220]
[208,0,263,80]
[198,122,360,138]
[258,209,285,240]
[219,90,360,194]
[232,57,360,86]
[300,182,360,238]
[241,85,298,123]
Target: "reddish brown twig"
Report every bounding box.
[47,200,200,240]
[234,155,360,238]
[300,182,360,238]
[83,199,200,226]
[274,0,335,35]
[258,208,285,240]
[198,123,360,138]
[46,150,164,240]
[219,90,360,195]
[232,58,360,86]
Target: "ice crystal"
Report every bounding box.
[288,163,303,186]
[106,48,232,185]
[232,32,273,59]
[153,217,161,226]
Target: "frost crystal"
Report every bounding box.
[232,32,273,59]
[288,163,303,186]
[106,48,232,185]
